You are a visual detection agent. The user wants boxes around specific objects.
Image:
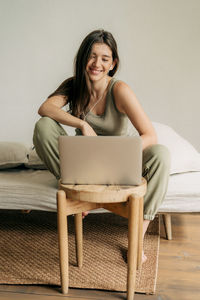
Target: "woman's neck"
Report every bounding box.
[88,76,110,99]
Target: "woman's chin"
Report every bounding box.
[87,73,107,82]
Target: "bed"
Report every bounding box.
[0,122,200,239]
[0,168,200,212]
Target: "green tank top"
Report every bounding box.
[75,78,132,136]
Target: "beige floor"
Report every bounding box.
[0,214,199,300]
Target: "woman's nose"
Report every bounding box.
[92,57,101,68]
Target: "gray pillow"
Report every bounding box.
[0,142,28,169]
[25,147,47,169]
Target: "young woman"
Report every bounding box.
[33,29,170,263]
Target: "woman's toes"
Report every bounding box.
[142,251,147,264]
[82,211,89,218]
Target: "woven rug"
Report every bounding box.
[0,211,160,294]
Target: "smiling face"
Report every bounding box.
[86,43,115,81]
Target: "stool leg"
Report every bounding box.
[57,190,69,294]
[74,213,83,267]
[163,214,172,240]
[127,195,140,300]
[137,197,144,269]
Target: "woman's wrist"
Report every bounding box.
[77,119,86,130]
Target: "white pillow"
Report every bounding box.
[153,122,200,174]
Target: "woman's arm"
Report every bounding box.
[113,81,157,150]
[38,96,97,136]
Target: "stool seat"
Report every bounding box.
[57,178,147,300]
[59,177,146,203]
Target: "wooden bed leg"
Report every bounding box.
[163,214,172,240]
[21,210,31,214]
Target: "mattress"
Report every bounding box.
[0,169,58,211]
[0,168,200,213]
[159,171,200,213]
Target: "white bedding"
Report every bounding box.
[0,169,200,213]
[159,172,200,213]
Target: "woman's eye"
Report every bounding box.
[103,59,108,62]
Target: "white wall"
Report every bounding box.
[0,0,200,150]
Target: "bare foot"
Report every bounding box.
[142,251,147,264]
[82,211,89,219]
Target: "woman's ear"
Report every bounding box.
[110,59,117,70]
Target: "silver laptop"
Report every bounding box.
[58,136,142,185]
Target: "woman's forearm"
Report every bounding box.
[38,103,84,129]
[140,133,157,150]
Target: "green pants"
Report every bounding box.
[33,117,170,221]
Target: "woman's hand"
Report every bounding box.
[80,120,97,136]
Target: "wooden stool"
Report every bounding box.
[57,178,147,300]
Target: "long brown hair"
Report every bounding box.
[48,30,120,118]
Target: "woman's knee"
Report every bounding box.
[143,144,171,169]
[34,116,56,133]
[33,117,57,143]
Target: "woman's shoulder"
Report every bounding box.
[112,78,132,96]
[59,76,74,88]
[48,76,74,99]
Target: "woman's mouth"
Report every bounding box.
[89,68,102,75]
